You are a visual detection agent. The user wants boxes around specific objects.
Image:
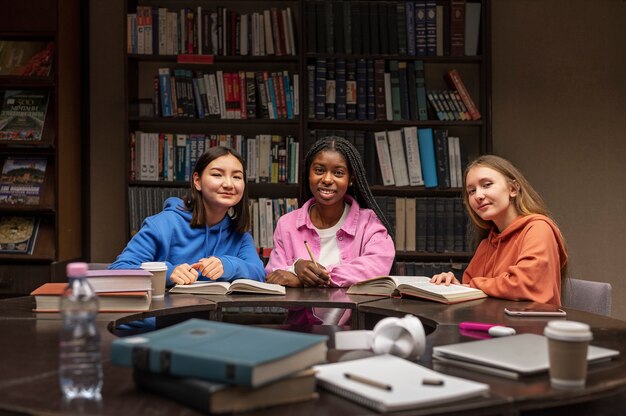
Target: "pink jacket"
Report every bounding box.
[265,196,395,287]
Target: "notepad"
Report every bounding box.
[313,354,489,412]
[432,333,620,379]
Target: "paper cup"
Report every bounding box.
[544,320,593,388]
[140,262,168,299]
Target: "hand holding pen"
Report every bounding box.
[296,241,330,287]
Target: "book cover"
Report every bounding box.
[30,282,151,312]
[0,40,54,76]
[133,369,317,414]
[0,215,39,254]
[314,354,489,413]
[0,157,47,205]
[0,90,49,141]
[111,318,328,387]
[373,131,395,186]
[445,69,481,120]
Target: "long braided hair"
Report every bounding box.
[301,136,394,238]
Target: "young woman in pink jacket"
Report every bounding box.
[265,136,396,324]
[430,155,568,305]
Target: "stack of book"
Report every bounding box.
[30,269,153,312]
[111,319,327,413]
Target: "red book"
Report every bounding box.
[445,69,481,120]
[30,283,151,312]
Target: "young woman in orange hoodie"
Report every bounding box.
[430,155,568,305]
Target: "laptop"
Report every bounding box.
[432,333,619,379]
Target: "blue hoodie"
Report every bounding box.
[110,197,265,286]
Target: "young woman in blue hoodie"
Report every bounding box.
[110,146,265,287]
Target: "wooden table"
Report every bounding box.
[0,291,625,415]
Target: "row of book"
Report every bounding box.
[374,127,467,189]
[128,6,297,57]
[307,127,466,189]
[31,269,154,312]
[250,198,299,250]
[306,0,481,57]
[130,132,299,185]
[0,156,47,205]
[155,68,300,120]
[308,58,480,122]
[376,196,470,253]
[0,90,49,141]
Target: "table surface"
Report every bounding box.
[1,289,625,415]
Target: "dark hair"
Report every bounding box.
[185,146,250,233]
[302,136,394,237]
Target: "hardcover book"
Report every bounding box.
[0,215,39,254]
[0,157,47,205]
[169,278,286,296]
[346,275,487,304]
[133,369,317,414]
[85,269,153,293]
[0,90,49,141]
[111,318,328,387]
[30,282,152,312]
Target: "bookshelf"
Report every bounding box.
[301,0,491,275]
[0,0,82,295]
[124,0,302,248]
[123,0,491,271]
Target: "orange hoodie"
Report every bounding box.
[463,214,568,306]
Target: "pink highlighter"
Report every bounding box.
[459,322,517,337]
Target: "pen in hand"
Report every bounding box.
[304,240,319,271]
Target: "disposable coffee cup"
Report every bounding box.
[140,262,168,299]
[544,320,593,388]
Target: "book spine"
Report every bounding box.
[445,69,481,120]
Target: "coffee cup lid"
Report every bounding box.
[544,320,593,342]
[140,261,168,272]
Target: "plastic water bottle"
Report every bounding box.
[59,262,103,399]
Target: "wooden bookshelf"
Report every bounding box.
[122,0,491,270]
[0,0,83,295]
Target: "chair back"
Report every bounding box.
[562,278,612,316]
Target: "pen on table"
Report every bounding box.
[344,372,393,391]
[459,321,516,337]
[304,240,319,270]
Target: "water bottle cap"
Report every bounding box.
[66,262,89,277]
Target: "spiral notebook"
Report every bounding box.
[313,354,489,413]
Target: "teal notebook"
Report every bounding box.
[111,319,328,387]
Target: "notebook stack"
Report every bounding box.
[30,269,153,312]
[111,319,327,413]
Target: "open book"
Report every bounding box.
[169,279,286,296]
[346,275,487,304]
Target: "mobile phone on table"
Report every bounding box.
[504,303,567,317]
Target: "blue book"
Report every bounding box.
[417,128,438,188]
[111,319,327,387]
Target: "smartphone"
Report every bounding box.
[504,303,567,317]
